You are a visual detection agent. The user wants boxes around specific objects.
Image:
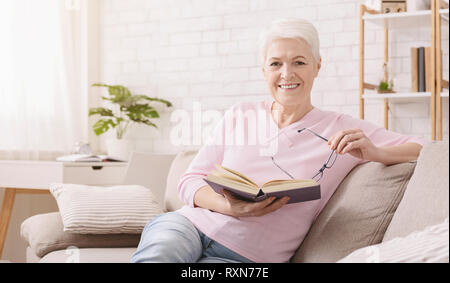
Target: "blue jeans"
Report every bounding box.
[130,211,254,263]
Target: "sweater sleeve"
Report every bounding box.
[176,107,233,208]
[337,114,430,164]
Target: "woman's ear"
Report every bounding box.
[314,57,322,77]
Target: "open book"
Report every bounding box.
[204,164,321,204]
[56,154,125,162]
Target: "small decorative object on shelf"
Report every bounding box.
[377,80,395,93]
[381,0,407,13]
[377,63,395,93]
[74,142,92,155]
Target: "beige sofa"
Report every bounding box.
[21,141,449,263]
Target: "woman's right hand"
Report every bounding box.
[222,190,290,217]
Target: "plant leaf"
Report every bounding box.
[134,95,173,107]
[88,107,114,117]
[125,104,160,120]
[92,83,131,105]
[379,81,389,91]
[133,118,158,128]
[92,119,117,136]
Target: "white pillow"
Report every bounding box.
[337,218,449,263]
[49,183,164,234]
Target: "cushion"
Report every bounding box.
[21,212,140,258]
[291,160,416,263]
[49,183,164,234]
[164,151,198,212]
[382,141,449,242]
[337,218,449,263]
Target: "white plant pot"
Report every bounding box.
[105,139,135,161]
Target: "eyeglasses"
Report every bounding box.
[270,128,338,182]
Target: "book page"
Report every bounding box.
[261,179,317,193]
[212,164,258,187]
[206,174,259,195]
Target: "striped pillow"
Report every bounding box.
[337,218,449,263]
[49,183,164,234]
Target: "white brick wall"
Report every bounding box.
[99,0,449,153]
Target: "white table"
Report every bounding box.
[0,160,128,257]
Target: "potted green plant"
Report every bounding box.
[377,79,394,93]
[89,83,172,160]
[377,63,395,94]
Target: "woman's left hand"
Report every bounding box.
[328,128,380,161]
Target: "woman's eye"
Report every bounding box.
[270,62,281,67]
[295,61,306,65]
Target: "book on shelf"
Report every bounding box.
[411,46,443,93]
[425,47,432,92]
[411,47,418,92]
[204,164,321,205]
[56,154,125,162]
[418,47,426,92]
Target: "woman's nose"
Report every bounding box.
[280,65,294,80]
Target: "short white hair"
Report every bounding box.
[258,18,321,64]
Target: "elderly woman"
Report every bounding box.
[131,18,426,263]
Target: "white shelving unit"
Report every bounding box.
[440,8,449,21]
[359,1,449,140]
[363,8,448,23]
[362,7,449,102]
[363,92,431,100]
[363,9,432,22]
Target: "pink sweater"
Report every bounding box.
[176,100,427,263]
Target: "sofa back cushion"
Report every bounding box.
[123,152,176,206]
[382,141,449,242]
[164,151,198,212]
[291,160,416,263]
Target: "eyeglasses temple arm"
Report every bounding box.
[297,128,329,142]
[271,157,295,180]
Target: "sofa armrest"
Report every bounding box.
[21,212,140,258]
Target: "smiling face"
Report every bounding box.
[262,38,321,109]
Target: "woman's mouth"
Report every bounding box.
[278,83,301,91]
